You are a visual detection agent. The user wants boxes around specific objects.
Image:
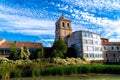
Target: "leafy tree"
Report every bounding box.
[52,49,64,58]
[36,47,44,59]
[20,45,30,59]
[52,39,67,58]
[9,43,18,60]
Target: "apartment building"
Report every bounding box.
[67,30,103,61]
[102,38,120,63]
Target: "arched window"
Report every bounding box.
[62,22,65,27]
[67,23,69,27]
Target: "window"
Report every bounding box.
[88,47,94,51]
[113,54,116,57]
[95,47,99,51]
[100,54,103,58]
[84,46,88,51]
[67,23,69,27]
[85,53,88,58]
[111,47,114,50]
[62,22,65,27]
[88,40,93,44]
[104,47,107,50]
[117,47,119,50]
[82,32,87,37]
[88,33,92,38]
[106,54,108,57]
[83,39,87,44]
[95,41,98,45]
[90,54,94,58]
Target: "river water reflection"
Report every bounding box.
[10,74,120,80]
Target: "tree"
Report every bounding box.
[20,45,30,59]
[52,49,64,58]
[9,43,18,60]
[36,47,44,59]
[52,39,67,58]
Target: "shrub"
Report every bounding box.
[52,58,90,65]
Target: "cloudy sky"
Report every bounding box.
[0,0,120,47]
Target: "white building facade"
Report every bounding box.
[68,30,103,61]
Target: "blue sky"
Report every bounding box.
[0,0,120,47]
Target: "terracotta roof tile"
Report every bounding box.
[0,41,43,48]
[102,42,120,46]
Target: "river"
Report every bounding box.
[10,74,120,80]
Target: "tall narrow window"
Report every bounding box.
[113,54,116,57]
[62,22,65,27]
[106,54,108,57]
[67,23,69,27]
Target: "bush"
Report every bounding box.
[52,58,90,65]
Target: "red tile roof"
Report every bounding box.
[102,42,120,46]
[0,41,43,48]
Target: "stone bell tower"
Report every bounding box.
[55,14,72,43]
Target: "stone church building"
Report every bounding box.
[55,14,104,61]
[55,14,72,44]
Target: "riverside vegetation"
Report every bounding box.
[0,39,120,79]
[0,57,90,79]
[0,58,120,79]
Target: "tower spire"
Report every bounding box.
[62,13,64,17]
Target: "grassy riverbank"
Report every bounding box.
[40,65,120,76]
[10,74,120,80]
[0,57,120,79]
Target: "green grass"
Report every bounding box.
[40,65,120,76]
[10,74,120,80]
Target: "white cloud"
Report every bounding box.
[0,8,55,36]
[61,0,120,10]
[81,12,120,37]
[1,0,120,43]
[109,38,120,42]
[72,24,88,32]
[59,5,69,11]
[58,0,120,41]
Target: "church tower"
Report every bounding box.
[55,14,72,43]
